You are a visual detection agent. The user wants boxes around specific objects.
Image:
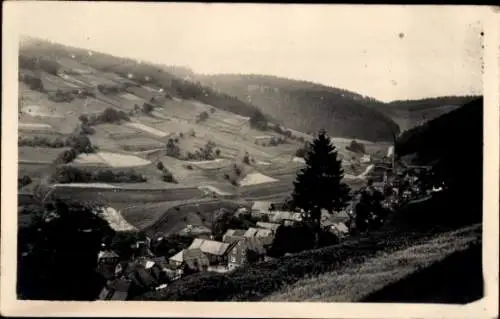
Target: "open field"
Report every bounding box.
[18,162,53,180]
[47,183,205,205]
[19,122,54,132]
[73,151,151,168]
[239,172,279,186]
[264,224,481,302]
[20,104,65,118]
[125,122,169,138]
[19,146,68,163]
[118,137,165,152]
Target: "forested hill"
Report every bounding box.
[196,74,401,142]
[372,96,481,132]
[395,97,483,220]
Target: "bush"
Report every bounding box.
[215,149,221,157]
[162,169,177,183]
[249,110,268,131]
[18,175,33,189]
[54,148,79,165]
[51,166,147,184]
[242,154,250,165]
[210,108,216,114]
[19,136,67,148]
[347,140,366,154]
[295,142,312,158]
[156,161,165,171]
[196,111,210,123]
[142,102,154,114]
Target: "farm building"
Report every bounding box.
[187,238,234,265]
[254,135,274,145]
[255,221,281,233]
[360,154,371,163]
[227,237,266,271]
[251,201,273,213]
[169,248,210,273]
[222,229,247,243]
[270,211,303,226]
[97,250,120,280]
[244,228,274,247]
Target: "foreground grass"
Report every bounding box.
[137,224,481,301]
[263,224,481,302]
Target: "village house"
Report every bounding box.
[227,237,267,271]
[97,249,120,280]
[222,229,247,243]
[270,211,303,226]
[187,238,233,265]
[169,248,210,274]
[360,154,371,163]
[250,200,274,218]
[255,221,281,234]
[244,227,274,247]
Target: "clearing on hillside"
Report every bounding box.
[239,172,279,186]
[74,152,152,168]
[19,122,54,131]
[96,206,137,231]
[98,152,152,167]
[21,105,65,118]
[125,122,169,138]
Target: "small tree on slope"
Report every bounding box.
[291,129,351,247]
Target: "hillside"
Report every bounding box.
[196,74,400,142]
[137,224,481,302]
[373,96,480,132]
[395,97,483,225]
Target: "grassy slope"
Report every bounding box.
[197,74,400,142]
[264,224,481,302]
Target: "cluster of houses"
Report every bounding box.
[96,200,352,300]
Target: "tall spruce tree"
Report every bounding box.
[291,129,351,244]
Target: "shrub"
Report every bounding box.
[242,153,250,165]
[196,111,210,123]
[347,140,366,154]
[142,102,154,114]
[162,169,177,184]
[249,110,268,131]
[233,164,242,176]
[50,166,147,184]
[215,149,221,157]
[210,108,216,114]
[18,175,33,189]
[156,161,165,171]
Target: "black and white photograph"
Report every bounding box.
[1,2,498,318]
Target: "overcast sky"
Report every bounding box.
[15,2,484,102]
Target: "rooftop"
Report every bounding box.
[188,238,231,256]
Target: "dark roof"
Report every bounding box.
[99,279,131,300]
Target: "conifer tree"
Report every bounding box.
[291,129,351,244]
